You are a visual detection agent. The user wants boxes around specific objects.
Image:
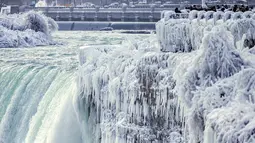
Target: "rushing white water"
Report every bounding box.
[0,64,79,143]
[0,31,151,143]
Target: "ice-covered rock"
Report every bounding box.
[0,11,58,48]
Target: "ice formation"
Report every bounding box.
[0,11,58,48]
[156,10,255,52]
[78,10,255,143]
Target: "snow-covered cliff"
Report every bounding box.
[0,11,58,48]
[77,11,255,143]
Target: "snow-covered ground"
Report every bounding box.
[78,11,255,143]
[0,11,58,48]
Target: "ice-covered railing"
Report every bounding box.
[77,25,255,143]
[156,10,255,52]
[0,11,58,48]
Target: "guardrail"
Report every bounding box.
[23,7,176,22]
[24,7,175,13]
[22,5,255,22]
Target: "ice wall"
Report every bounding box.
[0,11,58,48]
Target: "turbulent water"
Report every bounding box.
[0,31,152,143]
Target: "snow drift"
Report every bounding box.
[78,10,255,143]
[0,11,58,48]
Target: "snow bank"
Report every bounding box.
[78,11,255,143]
[0,11,58,48]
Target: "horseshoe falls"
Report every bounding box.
[0,64,80,143]
[0,35,80,143]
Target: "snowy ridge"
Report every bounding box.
[78,11,255,142]
[156,10,255,52]
[0,11,58,48]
